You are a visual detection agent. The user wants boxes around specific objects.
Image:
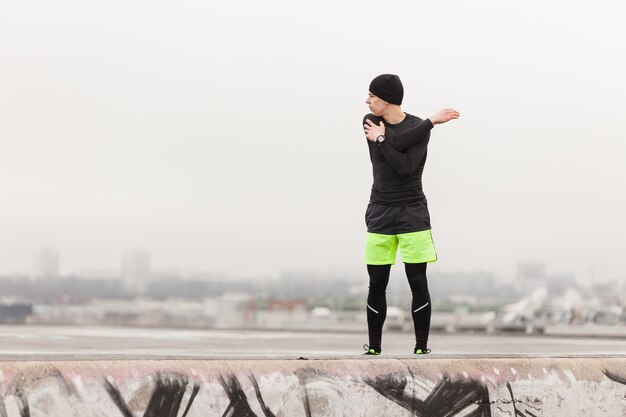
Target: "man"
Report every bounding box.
[362,74,459,355]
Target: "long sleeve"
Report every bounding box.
[377,135,430,178]
[363,114,433,152]
[364,112,431,205]
[388,119,433,152]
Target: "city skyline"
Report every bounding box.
[5,246,601,286]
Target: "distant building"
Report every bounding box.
[426,271,495,298]
[121,250,151,295]
[257,300,309,329]
[80,270,119,281]
[0,299,33,323]
[213,293,255,328]
[31,247,60,280]
[516,261,548,296]
[547,274,575,295]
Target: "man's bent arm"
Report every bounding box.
[377,136,429,178]
[362,114,432,152]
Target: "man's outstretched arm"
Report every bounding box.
[393,109,460,151]
[363,108,460,152]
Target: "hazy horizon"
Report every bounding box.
[1,1,624,282]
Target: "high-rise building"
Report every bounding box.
[31,247,60,280]
[121,250,151,295]
[516,261,548,295]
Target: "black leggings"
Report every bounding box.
[366,263,431,351]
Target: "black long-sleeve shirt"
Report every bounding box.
[364,113,434,206]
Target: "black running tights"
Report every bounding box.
[366,263,431,351]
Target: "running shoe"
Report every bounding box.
[363,344,381,355]
[414,348,431,355]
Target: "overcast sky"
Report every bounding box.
[1,0,624,281]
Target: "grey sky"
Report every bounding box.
[1,1,625,281]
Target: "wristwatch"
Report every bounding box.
[376,135,386,144]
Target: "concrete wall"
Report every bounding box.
[1,357,626,416]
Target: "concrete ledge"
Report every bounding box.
[2,357,626,416]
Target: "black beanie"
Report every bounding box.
[369,74,403,105]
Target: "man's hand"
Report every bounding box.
[364,119,385,142]
[429,108,460,125]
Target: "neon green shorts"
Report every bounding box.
[364,230,437,265]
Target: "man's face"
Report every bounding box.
[366,92,387,116]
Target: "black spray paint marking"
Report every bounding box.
[15,390,30,417]
[143,374,191,417]
[603,369,626,385]
[104,378,134,417]
[300,384,312,417]
[181,384,200,417]
[294,368,315,417]
[105,374,198,417]
[219,373,259,417]
[4,367,79,417]
[366,373,491,417]
[0,395,8,417]
[506,381,526,417]
[247,373,277,417]
[0,392,28,417]
[504,382,542,417]
[296,367,346,417]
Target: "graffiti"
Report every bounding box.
[104,378,132,417]
[247,373,277,417]
[296,368,347,417]
[505,382,540,417]
[603,369,626,386]
[0,360,625,416]
[219,373,255,417]
[12,391,28,417]
[105,373,199,417]
[218,373,278,417]
[366,372,491,417]
[2,367,83,417]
